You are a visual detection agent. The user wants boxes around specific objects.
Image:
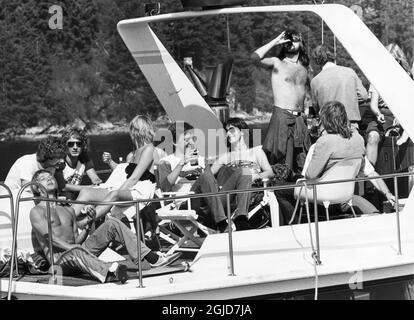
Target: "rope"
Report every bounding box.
[303,180,319,300]
[288,185,304,225]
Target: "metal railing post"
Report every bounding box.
[312,185,322,265]
[135,202,144,288]
[226,194,235,276]
[393,176,402,255]
[0,183,19,276]
[45,201,56,284]
[8,182,52,300]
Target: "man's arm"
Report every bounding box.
[367,171,396,204]
[254,148,274,181]
[30,207,76,252]
[71,207,92,244]
[369,86,385,123]
[354,71,368,102]
[251,31,288,67]
[86,168,103,186]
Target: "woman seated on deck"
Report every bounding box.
[209,117,275,230]
[276,101,366,224]
[71,115,166,228]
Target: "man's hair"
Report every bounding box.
[224,117,252,148]
[168,121,194,144]
[224,117,249,131]
[280,29,310,68]
[31,169,56,202]
[312,44,336,66]
[167,122,194,153]
[36,136,66,166]
[319,101,353,139]
[129,115,155,148]
[62,127,89,162]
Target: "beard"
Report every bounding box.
[285,43,299,54]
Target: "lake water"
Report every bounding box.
[0,123,269,181]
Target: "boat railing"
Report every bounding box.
[6,171,414,296]
[7,182,54,300]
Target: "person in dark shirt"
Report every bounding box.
[366,43,412,166]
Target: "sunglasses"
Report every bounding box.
[67,141,83,148]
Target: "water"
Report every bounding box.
[0,133,133,181]
[0,123,270,181]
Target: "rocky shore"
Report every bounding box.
[0,109,271,142]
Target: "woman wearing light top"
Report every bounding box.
[210,118,274,230]
[276,101,365,224]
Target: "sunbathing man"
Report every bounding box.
[251,29,311,170]
[30,169,181,284]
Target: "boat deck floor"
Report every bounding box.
[1,258,190,287]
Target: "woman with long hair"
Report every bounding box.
[305,101,365,179]
[72,115,166,226]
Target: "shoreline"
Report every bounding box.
[0,112,272,142]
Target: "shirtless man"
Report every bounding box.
[251,30,310,170]
[30,170,181,284]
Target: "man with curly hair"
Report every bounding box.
[251,29,311,170]
[58,127,102,200]
[5,136,66,191]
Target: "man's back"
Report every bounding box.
[5,153,40,190]
[311,65,367,121]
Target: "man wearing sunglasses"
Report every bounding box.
[5,136,66,192]
[58,127,102,200]
[251,29,311,172]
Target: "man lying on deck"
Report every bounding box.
[29,169,181,284]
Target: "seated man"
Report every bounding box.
[157,122,232,233]
[30,169,181,284]
[5,136,66,191]
[210,118,275,230]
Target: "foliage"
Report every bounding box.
[0,0,413,132]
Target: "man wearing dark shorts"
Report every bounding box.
[251,30,311,171]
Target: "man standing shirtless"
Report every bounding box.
[30,170,181,284]
[251,30,310,171]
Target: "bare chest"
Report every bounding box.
[273,63,307,86]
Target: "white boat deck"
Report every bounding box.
[2,211,414,300]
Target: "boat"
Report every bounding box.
[1,1,414,300]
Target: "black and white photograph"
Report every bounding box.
[1,0,414,303]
